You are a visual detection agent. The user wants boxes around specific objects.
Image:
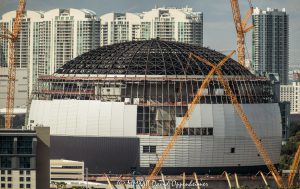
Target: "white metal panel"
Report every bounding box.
[34,100,45,124]
[42,101,54,128]
[64,100,79,136]
[223,104,236,137]
[86,101,101,136]
[175,117,189,128]
[75,101,89,136]
[200,104,213,128]
[55,101,66,135]
[123,105,137,136]
[212,104,225,137]
[110,103,125,136]
[51,100,61,135]
[98,102,112,136]
[188,104,201,128]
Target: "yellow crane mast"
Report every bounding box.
[288,145,300,188]
[144,50,287,189]
[142,51,236,189]
[230,0,254,66]
[192,54,286,188]
[0,0,26,128]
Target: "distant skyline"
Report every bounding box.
[1,0,299,68]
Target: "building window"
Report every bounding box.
[7,177,11,181]
[17,137,33,154]
[202,128,207,135]
[20,184,24,188]
[208,128,213,135]
[231,148,235,153]
[20,177,24,181]
[195,128,201,135]
[0,136,13,154]
[8,183,12,188]
[143,146,156,153]
[180,127,214,136]
[19,157,31,168]
[26,177,30,181]
[26,184,31,188]
[1,177,5,181]
[20,170,24,175]
[182,128,189,135]
[1,156,12,168]
[1,184,5,188]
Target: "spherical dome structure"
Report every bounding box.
[31,40,281,175]
[56,39,250,76]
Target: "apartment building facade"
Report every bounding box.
[0,9,101,93]
[280,82,300,114]
[252,7,289,84]
[101,7,203,46]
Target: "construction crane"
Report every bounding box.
[288,145,300,188]
[142,51,236,189]
[230,0,254,66]
[191,53,286,189]
[143,50,287,189]
[0,0,26,128]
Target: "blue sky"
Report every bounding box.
[1,0,299,68]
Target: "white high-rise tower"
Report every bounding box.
[0,9,101,94]
[100,7,203,46]
[252,7,289,84]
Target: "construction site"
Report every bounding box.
[0,0,299,189]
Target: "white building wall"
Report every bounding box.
[0,170,36,189]
[140,104,281,168]
[0,68,28,108]
[29,100,282,168]
[28,100,137,137]
[280,81,300,114]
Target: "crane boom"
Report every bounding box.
[191,54,285,188]
[142,51,235,189]
[214,69,285,188]
[230,0,253,66]
[288,145,300,188]
[3,0,26,129]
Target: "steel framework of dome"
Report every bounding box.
[56,39,251,76]
[36,39,273,106]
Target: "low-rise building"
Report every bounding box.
[0,127,50,189]
[50,159,84,181]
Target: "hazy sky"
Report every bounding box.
[1,0,299,68]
